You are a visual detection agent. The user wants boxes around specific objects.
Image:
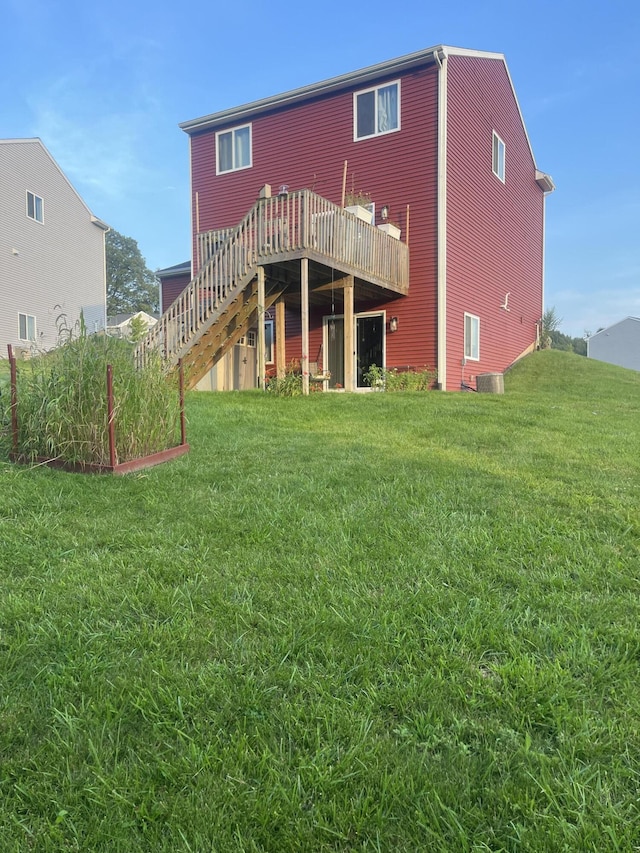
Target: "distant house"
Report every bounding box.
[0,138,108,355]
[106,311,158,340]
[147,45,554,391]
[587,317,640,371]
[157,262,191,313]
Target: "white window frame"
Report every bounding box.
[492,131,505,183]
[464,313,480,361]
[264,319,274,364]
[216,124,252,175]
[18,313,37,342]
[353,81,401,141]
[26,190,44,223]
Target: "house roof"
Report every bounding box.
[588,316,640,339]
[0,138,110,230]
[107,311,158,326]
[179,45,553,189]
[179,46,503,134]
[156,261,191,278]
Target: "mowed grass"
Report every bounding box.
[1,350,639,851]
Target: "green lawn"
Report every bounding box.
[1,350,639,851]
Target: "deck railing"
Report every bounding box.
[136,190,409,368]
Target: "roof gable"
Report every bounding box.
[157,261,191,278]
[589,316,640,339]
[179,45,553,184]
[179,45,504,134]
[0,138,109,229]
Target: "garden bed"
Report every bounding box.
[5,331,189,475]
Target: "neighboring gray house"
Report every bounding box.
[587,317,640,372]
[0,138,108,354]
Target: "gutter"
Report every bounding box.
[91,216,110,231]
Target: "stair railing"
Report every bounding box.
[136,190,409,369]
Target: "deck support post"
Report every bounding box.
[257,266,266,389]
[343,276,355,392]
[301,258,310,395]
[276,296,286,379]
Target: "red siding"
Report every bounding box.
[445,56,544,390]
[161,273,191,312]
[187,53,547,389]
[189,66,440,374]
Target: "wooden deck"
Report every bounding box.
[136,189,409,387]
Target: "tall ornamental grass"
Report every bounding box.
[2,321,180,466]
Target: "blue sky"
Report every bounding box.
[2,0,638,337]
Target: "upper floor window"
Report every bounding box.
[464,313,480,361]
[19,313,37,342]
[27,191,44,223]
[216,124,252,174]
[492,132,505,182]
[354,81,400,141]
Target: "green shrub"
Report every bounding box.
[1,316,181,465]
[265,361,304,397]
[363,364,436,391]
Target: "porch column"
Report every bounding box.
[343,276,355,392]
[276,296,286,379]
[257,266,266,389]
[301,258,309,395]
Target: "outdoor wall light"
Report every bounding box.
[278,184,289,196]
[389,316,398,332]
[381,205,389,220]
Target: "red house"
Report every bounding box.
[144,45,554,391]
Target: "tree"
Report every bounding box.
[542,306,562,335]
[540,306,587,356]
[106,229,159,316]
[128,314,149,343]
[572,336,587,357]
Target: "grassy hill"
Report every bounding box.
[1,351,639,851]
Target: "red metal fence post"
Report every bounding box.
[179,358,186,447]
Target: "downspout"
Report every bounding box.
[434,48,448,390]
[189,138,196,280]
[540,188,549,348]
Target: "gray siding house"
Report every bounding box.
[0,138,108,354]
[587,317,640,372]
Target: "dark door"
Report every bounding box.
[356,314,384,388]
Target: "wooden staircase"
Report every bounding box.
[178,277,284,387]
[136,190,409,389]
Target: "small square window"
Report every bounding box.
[27,191,44,223]
[492,132,505,182]
[216,124,252,174]
[19,313,37,342]
[354,81,400,140]
[464,313,480,361]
